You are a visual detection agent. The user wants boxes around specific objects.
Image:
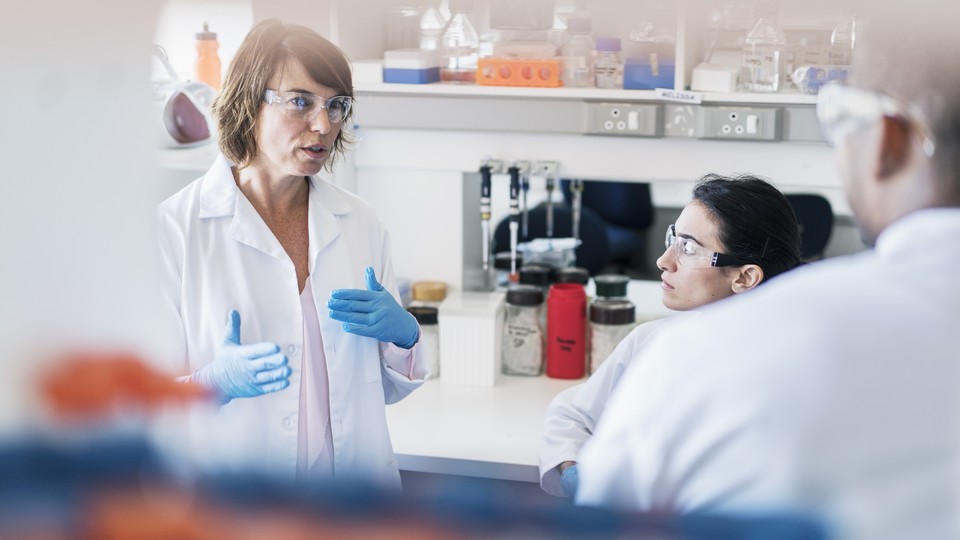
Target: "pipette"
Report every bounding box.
[521,173,530,238]
[570,179,584,244]
[480,164,492,272]
[507,165,521,278]
[545,176,556,242]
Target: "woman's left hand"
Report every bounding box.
[328,266,419,349]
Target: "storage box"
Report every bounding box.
[438,291,505,387]
[691,62,740,93]
[623,57,675,90]
[383,48,441,84]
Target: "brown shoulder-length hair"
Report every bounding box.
[212,19,355,170]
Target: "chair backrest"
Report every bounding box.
[492,202,610,276]
[561,180,654,230]
[785,194,834,260]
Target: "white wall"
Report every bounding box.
[352,127,847,290]
[154,0,254,81]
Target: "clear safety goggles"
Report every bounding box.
[664,224,749,269]
[816,82,936,157]
[263,89,353,124]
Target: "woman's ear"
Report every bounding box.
[731,264,764,293]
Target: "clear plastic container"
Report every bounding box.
[594,37,623,89]
[408,306,440,379]
[502,285,545,376]
[440,0,479,83]
[561,18,594,88]
[829,14,860,66]
[741,6,787,92]
[589,299,635,374]
[420,2,447,50]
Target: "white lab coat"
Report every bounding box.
[156,155,424,489]
[577,209,960,540]
[538,316,682,496]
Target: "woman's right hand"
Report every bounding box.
[560,462,579,498]
[190,310,291,405]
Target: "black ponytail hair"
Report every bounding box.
[692,174,803,282]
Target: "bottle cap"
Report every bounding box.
[505,285,544,306]
[519,264,552,286]
[412,281,447,302]
[196,22,217,40]
[594,274,629,297]
[407,306,438,325]
[595,37,621,52]
[553,267,590,285]
[589,299,636,325]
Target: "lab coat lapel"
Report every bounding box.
[305,178,359,415]
[198,155,291,260]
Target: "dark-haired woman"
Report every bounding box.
[539,174,803,497]
[158,20,426,489]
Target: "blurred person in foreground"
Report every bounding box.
[539,175,803,497]
[577,5,960,539]
[157,19,426,488]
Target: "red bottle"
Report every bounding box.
[546,283,587,379]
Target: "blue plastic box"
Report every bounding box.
[382,67,441,84]
[623,58,675,90]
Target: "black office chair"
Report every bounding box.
[492,202,610,276]
[785,194,834,261]
[561,180,655,272]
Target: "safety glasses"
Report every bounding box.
[263,89,353,124]
[816,82,935,157]
[664,224,750,269]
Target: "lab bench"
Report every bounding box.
[386,279,673,484]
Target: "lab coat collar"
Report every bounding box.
[197,154,356,262]
[198,154,238,219]
[875,207,960,258]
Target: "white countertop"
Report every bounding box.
[385,375,581,483]
[385,279,673,483]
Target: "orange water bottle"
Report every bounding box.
[194,22,220,90]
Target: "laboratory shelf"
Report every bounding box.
[355,81,818,106]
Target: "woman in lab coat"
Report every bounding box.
[158,20,426,489]
[539,174,804,497]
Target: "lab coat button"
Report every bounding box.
[287,344,297,354]
[281,417,294,430]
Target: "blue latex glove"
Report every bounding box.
[560,464,579,498]
[191,310,291,404]
[327,266,419,349]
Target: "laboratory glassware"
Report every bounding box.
[502,285,545,376]
[420,2,447,50]
[440,0,479,83]
[741,5,787,92]
[561,17,595,87]
[589,299,636,374]
[594,37,623,89]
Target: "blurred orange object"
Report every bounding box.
[41,352,210,417]
[476,58,562,87]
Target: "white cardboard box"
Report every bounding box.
[438,291,505,387]
[691,62,740,93]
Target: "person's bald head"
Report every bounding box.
[851,3,960,203]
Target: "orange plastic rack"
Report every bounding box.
[476,58,563,88]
